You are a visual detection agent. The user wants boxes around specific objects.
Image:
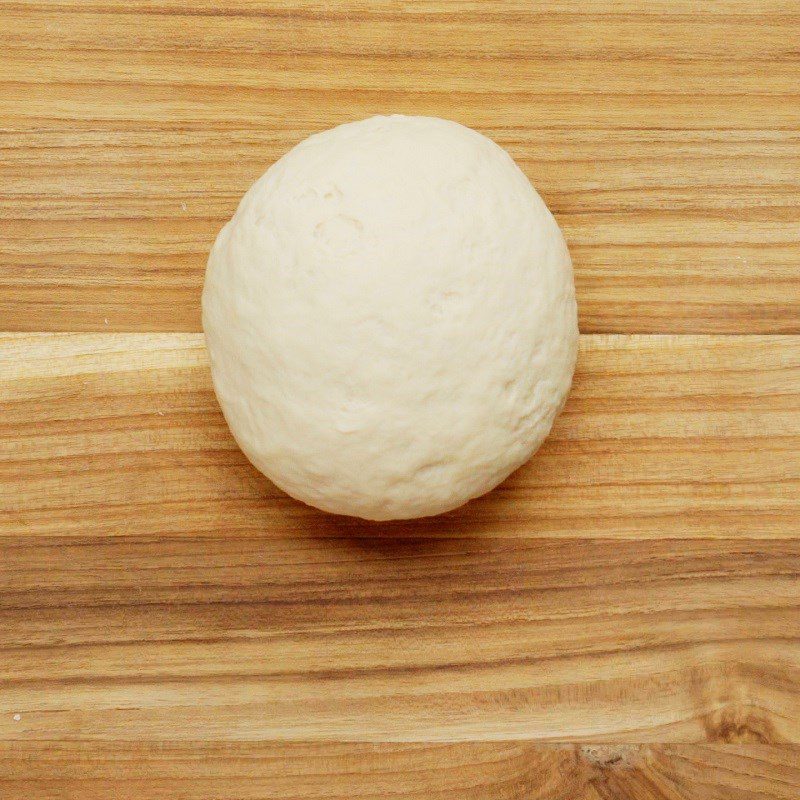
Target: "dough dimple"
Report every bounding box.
[313,214,364,253]
[202,114,578,521]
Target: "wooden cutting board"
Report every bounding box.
[1,1,799,797]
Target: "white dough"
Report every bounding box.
[202,115,578,520]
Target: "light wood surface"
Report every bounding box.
[2,743,800,800]
[1,333,799,747]
[2,333,798,540]
[2,0,799,796]
[2,0,800,333]
[2,512,800,742]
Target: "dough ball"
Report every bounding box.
[202,115,578,520]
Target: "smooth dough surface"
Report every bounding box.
[202,115,578,520]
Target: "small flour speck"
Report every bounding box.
[12,714,21,722]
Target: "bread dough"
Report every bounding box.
[202,115,578,520]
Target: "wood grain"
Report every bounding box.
[2,532,799,741]
[1,334,799,744]
[2,333,797,540]
[2,0,799,793]
[2,0,799,333]
[1,743,799,799]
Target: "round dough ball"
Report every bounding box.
[202,115,578,521]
